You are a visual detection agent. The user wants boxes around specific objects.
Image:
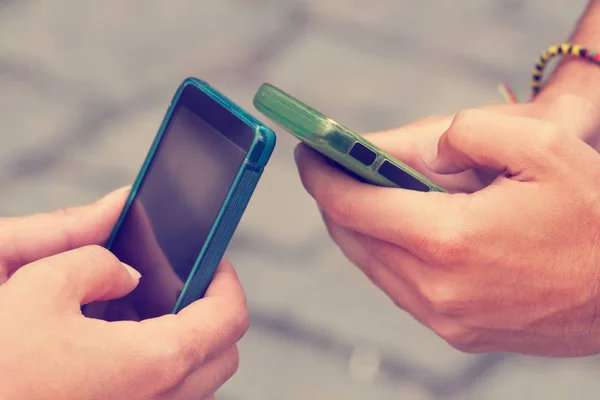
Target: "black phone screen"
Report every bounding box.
[83,84,255,321]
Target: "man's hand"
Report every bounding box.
[0,246,247,399]
[296,109,600,357]
[359,93,600,195]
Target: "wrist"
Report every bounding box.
[534,74,600,148]
[536,56,600,108]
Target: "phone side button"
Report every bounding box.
[348,142,377,166]
[378,160,430,192]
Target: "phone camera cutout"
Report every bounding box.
[378,160,430,192]
[349,142,377,166]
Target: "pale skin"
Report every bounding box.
[0,188,248,399]
[3,2,600,397]
[296,0,600,356]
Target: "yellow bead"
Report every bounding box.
[541,51,551,61]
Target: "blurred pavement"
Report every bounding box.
[1,1,597,399]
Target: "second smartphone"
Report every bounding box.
[82,78,276,322]
[253,83,445,192]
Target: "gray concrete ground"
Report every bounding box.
[1,1,598,398]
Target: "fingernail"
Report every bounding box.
[97,185,131,204]
[422,138,439,167]
[122,262,141,280]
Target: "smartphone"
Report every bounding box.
[253,83,445,192]
[82,78,276,322]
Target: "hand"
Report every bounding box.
[361,92,600,194]
[0,186,131,283]
[0,246,247,399]
[296,109,600,357]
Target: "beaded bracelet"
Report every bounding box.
[498,43,600,104]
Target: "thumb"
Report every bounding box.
[422,109,557,177]
[12,245,141,307]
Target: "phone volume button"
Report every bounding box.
[377,160,429,192]
[348,142,377,166]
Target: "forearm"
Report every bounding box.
[537,0,600,106]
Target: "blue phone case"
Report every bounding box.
[104,78,276,314]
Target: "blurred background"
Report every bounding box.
[1,0,598,398]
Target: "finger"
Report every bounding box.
[323,216,436,327]
[324,218,476,348]
[11,245,140,307]
[362,125,486,193]
[202,259,246,301]
[361,104,545,192]
[423,109,567,177]
[295,143,468,255]
[0,186,130,275]
[163,346,239,400]
[139,260,249,370]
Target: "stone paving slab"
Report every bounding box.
[1,1,598,399]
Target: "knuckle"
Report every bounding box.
[51,206,78,220]
[448,338,477,353]
[433,322,477,353]
[33,263,69,292]
[445,108,497,154]
[37,245,122,297]
[324,198,357,227]
[222,346,241,380]
[80,245,123,277]
[225,299,250,338]
[446,109,480,139]
[536,122,568,156]
[420,226,472,267]
[205,298,250,345]
[299,163,339,210]
[78,244,119,268]
[38,249,120,293]
[323,214,341,242]
[451,108,479,127]
[444,126,461,151]
[421,281,464,317]
[233,303,251,337]
[145,326,195,389]
[164,334,191,366]
[354,253,384,290]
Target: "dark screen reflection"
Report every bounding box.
[83,97,248,321]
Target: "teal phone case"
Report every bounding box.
[253,83,445,192]
[104,78,276,313]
